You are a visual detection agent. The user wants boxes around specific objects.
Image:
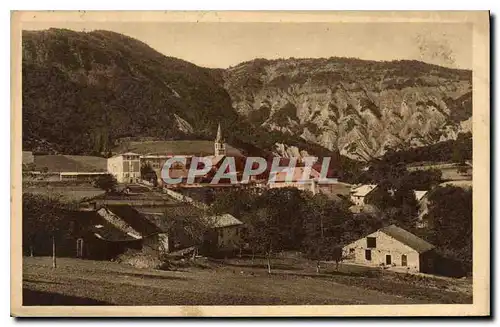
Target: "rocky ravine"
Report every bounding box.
[223,58,472,161]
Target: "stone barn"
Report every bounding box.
[342,224,436,274]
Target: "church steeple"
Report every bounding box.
[216,123,223,142]
[214,123,226,156]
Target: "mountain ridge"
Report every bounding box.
[22,28,472,162]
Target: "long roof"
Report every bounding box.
[103,205,163,237]
[380,224,435,253]
[351,184,377,197]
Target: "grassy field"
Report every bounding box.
[22,256,472,306]
[34,155,107,172]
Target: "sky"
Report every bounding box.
[22,21,473,70]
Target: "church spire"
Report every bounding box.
[215,123,223,143]
[214,123,226,156]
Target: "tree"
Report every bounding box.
[365,183,394,210]
[163,206,215,257]
[23,193,72,267]
[93,174,118,193]
[421,186,472,275]
[140,163,158,186]
[301,194,349,273]
[399,169,442,190]
[239,207,285,274]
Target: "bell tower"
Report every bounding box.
[214,123,226,156]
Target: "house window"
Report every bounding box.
[386,254,392,265]
[401,254,407,266]
[366,237,376,248]
[365,249,372,261]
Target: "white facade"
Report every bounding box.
[342,226,435,273]
[107,152,141,183]
[268,180,318,194]
[343,230,420,272]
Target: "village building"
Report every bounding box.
[267,166,321,194]
[205,213,244,252]
[342,224,436,274]
[350,184,377,206]
[107,152,141,183]
[73,201,244,260]
[23,154,108,182]
[72,205,166,260]
[59,171,109,181]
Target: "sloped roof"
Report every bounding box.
[206,213,243,228]
[101,205,163,237]
[414,190,428,202]
[380,224,435,253]
[73,210,138,242]
[351,184,377,197]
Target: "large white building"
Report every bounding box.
[107,152,141,183]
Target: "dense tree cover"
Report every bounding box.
[210,187,383,272]
[355,160,442,191]
[140,163,158,186]
[377,132,472,166]
[93,174,118,193]
[22,193,75,266]
[420,186,473,275]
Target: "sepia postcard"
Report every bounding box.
[11,11,490,317]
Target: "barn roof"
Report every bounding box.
[104,205,163,237]
[380,225,435,253]
[351,184,377,197]
[72,210,139,242]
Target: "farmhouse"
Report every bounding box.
[350,184,377,206]
[72,205,168,260]
[342,224,436,274]
[73,200,244,260]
